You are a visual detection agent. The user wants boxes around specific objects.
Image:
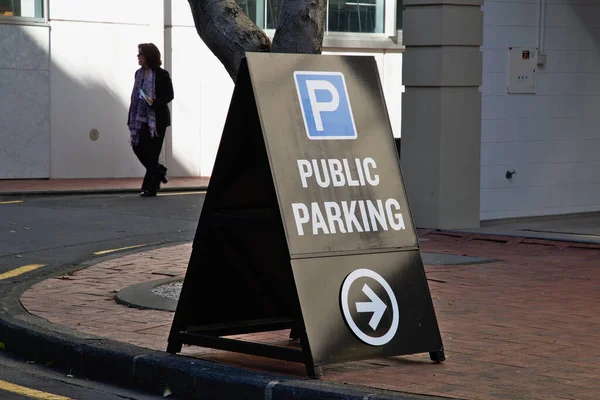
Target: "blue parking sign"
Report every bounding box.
[294,72,358,140]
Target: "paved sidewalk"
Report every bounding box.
[20,232,600,400]
[0,177,209,195]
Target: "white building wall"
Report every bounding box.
[0,24,50,179]
[49,0,164,178]
[1,0,403,180]
[168,0,403,177]
[167,0,233,177]
[481,0,600,220]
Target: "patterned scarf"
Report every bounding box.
[128,68,157,146]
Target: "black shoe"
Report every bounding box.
[157,164,168,184]
[156,174,167,185]
[140,190,157,197]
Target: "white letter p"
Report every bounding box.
[306,80,340,132]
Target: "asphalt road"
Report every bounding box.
[0,191,205,399]
[0,192,204,275]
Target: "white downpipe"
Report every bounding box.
[537,0,547,62]
[384,0,396,37]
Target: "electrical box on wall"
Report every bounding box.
[507,47,537,94]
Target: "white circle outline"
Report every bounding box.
[340,268,399,346]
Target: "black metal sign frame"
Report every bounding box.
[167,53,444,378]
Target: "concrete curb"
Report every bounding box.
[0,186,208,197]
[0,251,449,400]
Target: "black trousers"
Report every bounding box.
[132,124,167,192]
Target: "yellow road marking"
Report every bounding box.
[0,264,46,281]
[0,200,23,205]
[0,379,71,399]
[157,191,206,197]
[93,243,157,255]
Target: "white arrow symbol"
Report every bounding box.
[355,283,387,330]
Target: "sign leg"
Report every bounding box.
[296,325,321,378]
[289,327,300,341]
[430,350,446,363]
[167,340,183,354]
[306,364,323,379]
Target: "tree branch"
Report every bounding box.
[271,0,326,53]
[188,0,271,81]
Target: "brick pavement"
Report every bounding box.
[0,177,209,194]
[20,232,600,400]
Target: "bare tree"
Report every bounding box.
[188,0,326,81]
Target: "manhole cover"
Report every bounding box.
[116,278,182,311]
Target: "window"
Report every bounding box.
[327,0,385,33]
[0,0,44,19]
[238,0,391,34]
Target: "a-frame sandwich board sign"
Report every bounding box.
[167,52,445,378]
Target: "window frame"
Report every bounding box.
[264,29,403,49]
[258,0,403,48]
[0,0,48,26]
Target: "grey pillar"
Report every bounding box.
[400,0,483,229]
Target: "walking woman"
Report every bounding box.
[127,43,174,197]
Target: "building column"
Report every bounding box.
[400,0,483,229]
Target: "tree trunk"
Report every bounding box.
[188,0,326,80]
[188,0,271,80]
[271,0,326,54]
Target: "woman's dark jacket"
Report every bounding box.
[127,67,174,129]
